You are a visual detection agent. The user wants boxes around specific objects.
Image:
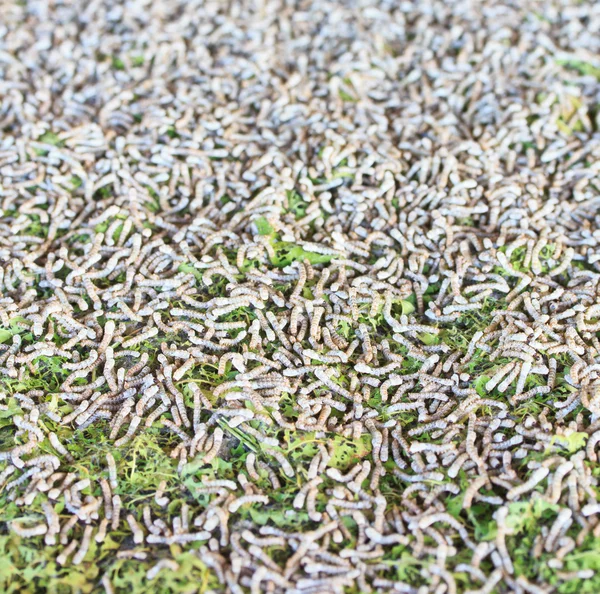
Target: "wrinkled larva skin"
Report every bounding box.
[1,0,600,592]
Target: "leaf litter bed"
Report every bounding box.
[1,0,600,593]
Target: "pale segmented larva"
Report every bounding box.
[290,262,307,300]
[493,506,514,575]
[303,487,321,522]
[548,461,574,504]
[228,495,269,513]
[146,559,180,580]
[11,520,48,538]
[199,479,238,491]
[155,480,170,507]
[485,361,516,392]
[41,501,60,545]
[465,414,485,474]
[95,518,109,543]
[147,531,210,545]
[145,402,169,427]
[72,525,94,565]
[506,467,550,500]
[202,428,224,464]
[264,449,294,478]
[245,453,260,482]
[114,414,142,447]
[111,495,122,530]
[56,539,79,566]
[126,514,144,544]
[544,508,573,553]
[59,513,78,545]
[105,453,118,491]
[101,574,115,594]
[241,530,286,548]
[117,550,147,560]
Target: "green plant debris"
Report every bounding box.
[557,59,600,80]
[3,3,600,593]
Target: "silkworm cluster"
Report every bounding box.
[1,0,600,592]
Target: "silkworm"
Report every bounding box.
[544,508,573,553]
[106,453,118,491]
[126,514,144,544]
[101,574,115,594]
[11,520,48,538]
[147,559,180,580]
[42,501,60,545]
[57,539,79,566]
[72,525,94,565]
[111,495,122,530]
[228,495,269,513]
[506,467,550,500]
[48,432,74,462]
[95,518,109,543]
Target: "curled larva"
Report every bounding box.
[72,525,94,565]
[264,448,294,477]
[11,520,48,538]
[49,432,75,462]
[101,574,115,594]
[228,495,269,513]
[127,514,144,544]
[57,539,79,566]
[42,501,60,545]
[203,428,224,464]
[544,508,573,553]
[147,559,180,580]
[462,476,488,510]
[506,468,550,501]
[155,480,170,507]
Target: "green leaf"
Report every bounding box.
[474,374,491,397]
[338,89,356,102]
[286,190,308,219]
[557,59,600,80]
[506,499,559,533]
[270,241,334,267]
[400,299,415,315]
[446,494,464,519]
[551,432,588,454]
[254,216,274,236]
[38,132,63,146]
[177,263,202,282]
[418,332,439,345]
[328,434,372,469]
[112,56,125,70]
